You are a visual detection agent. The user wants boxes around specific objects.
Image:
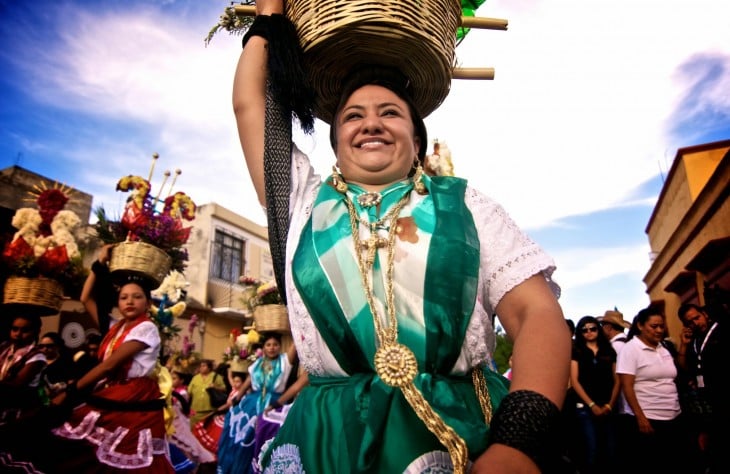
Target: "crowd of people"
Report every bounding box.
[0,259,309,473]
[3,277,726,474]
[557,305,727,474]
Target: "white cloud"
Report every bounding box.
[4,0,728,322]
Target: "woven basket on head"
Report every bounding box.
[3,276,64,316]
[230,359,251,373]
[253,304,290,333]
[109,241,172,287]
[285,0,462,123]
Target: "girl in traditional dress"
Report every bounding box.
[216,332,296,474]
[0,314,47,471]
[50,277,174,472]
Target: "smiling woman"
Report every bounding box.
[229,1,571,472]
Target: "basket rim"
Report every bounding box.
[287,0,462,123]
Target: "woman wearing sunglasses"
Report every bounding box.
[569,316,620,474]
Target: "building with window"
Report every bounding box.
[643,139,730,337]
[181,202,275,362]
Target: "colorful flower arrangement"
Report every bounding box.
[169,349,203,375]
[92,156,196,272]
[167,314,201,374]
[1,182,87,294]
[150,270,190,345]
[222,326,262,365]
[239,275,284,312]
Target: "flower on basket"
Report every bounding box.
[204,3,254,46]
[239,275,284,312]
[92,157,197,273]
[169,349,202,375]
[1,182,87,293]
[149,270,189,344]
[222,326,261,365]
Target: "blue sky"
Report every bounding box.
[1,0,729,324]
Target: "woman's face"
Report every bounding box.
[199,362,211,374]
[9,317,35,347]
[334,84,420,190]
[639,314,666,347]
[39,336,60,359]
[232,375,244,390]
[579,322,600,342]
[263,337,282,359]
[117,283,150,320]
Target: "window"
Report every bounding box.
[211,229,245,283]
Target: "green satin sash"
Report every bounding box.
[283,175,489,471]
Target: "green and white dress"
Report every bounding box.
[259,147,558,473]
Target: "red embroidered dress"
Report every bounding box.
[53,316,174,472]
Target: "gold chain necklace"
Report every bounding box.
[354,200,405,268]
[344,192,469,474]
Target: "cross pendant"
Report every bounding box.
[360,233,387,267]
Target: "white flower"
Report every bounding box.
[152,270,189,303]
[53,231,80,258]
[11,209,42,242]
[33,236,53,257]
[11,208,41,231]
[51,210,81,232]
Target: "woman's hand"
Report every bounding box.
[256,0,283,16]
[636,414,654,434]
[470,444,539,474]
[51,391,67,407]
[98,243,114,264]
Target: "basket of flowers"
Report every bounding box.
[240,275,289,333]
[222,327,262,373]
[1,182,86,316]
[93,154,196,287]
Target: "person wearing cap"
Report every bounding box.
[231,1,570,472]
[597,309,633,457]
[598,309,631,354]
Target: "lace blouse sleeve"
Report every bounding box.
[126,321,161,348]
[465,187,560,314]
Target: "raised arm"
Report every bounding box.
[232,0,284,206]
[80,244,114,326]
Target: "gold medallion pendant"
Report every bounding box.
[374,343,418,387]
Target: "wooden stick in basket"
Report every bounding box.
[232,5,508,30]
[232,5,505,80]
[452,68,495,80]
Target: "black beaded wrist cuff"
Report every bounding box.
[241,14,275,49]
[488,389,561,470]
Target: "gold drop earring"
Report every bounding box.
[332,166,348,193]
[413,159,427,195]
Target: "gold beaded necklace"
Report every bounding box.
[343,192,469,474]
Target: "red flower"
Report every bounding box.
[37,189,69,236]
[36,245,70,274]
[3,238,34,261]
